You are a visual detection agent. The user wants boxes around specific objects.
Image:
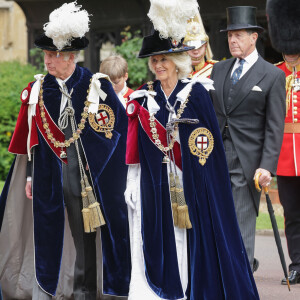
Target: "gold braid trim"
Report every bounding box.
[194,59,205,72]
[286,74,294,116]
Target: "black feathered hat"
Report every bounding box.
[35,34,89,52]
[220,6,264,33]
[138,0,199,58]
[267,0,300,54]
[35,1,90,52]
[138,30,194,58]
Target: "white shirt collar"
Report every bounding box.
[117,82,127,108]
[231,48,259,78]
[56,72,73,88]
[56,70,75,114]
[243,48,258,66]
[119,82,127,96]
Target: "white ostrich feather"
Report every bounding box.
[148,0,199,41]
[43,1,90,50]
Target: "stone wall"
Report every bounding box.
[0,0,27,62]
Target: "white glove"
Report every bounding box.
[124,164,140,210]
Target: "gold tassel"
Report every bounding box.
[177,205,192,229]
[172,203,178,227]
[82,207,95,233]
[175,175,192,229]
[81,179,95,233]
[89,201,106,227]
[169,172,178,226]
[84,175,106,229]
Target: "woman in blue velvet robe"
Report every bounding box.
[124,30,259,300]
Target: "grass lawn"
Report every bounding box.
[0,181,4,193]
[256,212,284,230]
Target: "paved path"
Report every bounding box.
[254,234,300,299]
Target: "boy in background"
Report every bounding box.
[100,55,133,108]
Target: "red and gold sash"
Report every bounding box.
[126,100,182,170]
[35,104,68,164]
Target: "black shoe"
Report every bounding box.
[253,258,259,273]
[281,270,300,285]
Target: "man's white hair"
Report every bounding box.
[63,51,80,63]
[148,52,191,80]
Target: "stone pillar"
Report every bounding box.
[84,30,100,73]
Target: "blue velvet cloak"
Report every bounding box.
[0,66,131,296]
[135,80,259,299]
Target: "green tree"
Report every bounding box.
[0,61,42,180]
[29,48,45,72]
[115,29,149,89]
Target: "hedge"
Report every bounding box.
[0,61,42,180]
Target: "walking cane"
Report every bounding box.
[254,173,291,291]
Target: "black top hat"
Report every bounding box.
[34,34,89,52]
[267,0,300,54]
[220,6,264,33]
[138,30,194,58]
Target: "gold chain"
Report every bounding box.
[38,78,92,148]
[147,81,190,154]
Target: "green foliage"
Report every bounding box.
[115,29,149,89]
[0,61,43,180]
[256,212,284,230]
[29,48,45,73]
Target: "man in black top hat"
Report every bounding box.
[0,2,130,299]
[210,6,286,271]
[267,0,300,285]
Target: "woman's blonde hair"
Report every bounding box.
[148,52,191,80]
[100,55,128,80]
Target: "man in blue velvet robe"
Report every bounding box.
[0,2,130,299]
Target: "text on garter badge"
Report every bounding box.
[188,127,214,166]
[88,104,115,139]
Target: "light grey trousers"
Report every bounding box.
[224,138,257,270]
[33,280,52,300]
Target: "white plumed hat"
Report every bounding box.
[138,0,199,58]
[35,1,90,51]
[148,0,199,41]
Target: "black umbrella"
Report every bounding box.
[254,173,291,291]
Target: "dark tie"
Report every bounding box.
[231,59,245,85]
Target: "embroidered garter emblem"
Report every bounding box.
[88,104,115,139]
[21,89,29,101]
[188,127,214,166]
[171,39,179,47]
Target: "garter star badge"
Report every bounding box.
[188,127,214,166]
[88,104,115,139]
